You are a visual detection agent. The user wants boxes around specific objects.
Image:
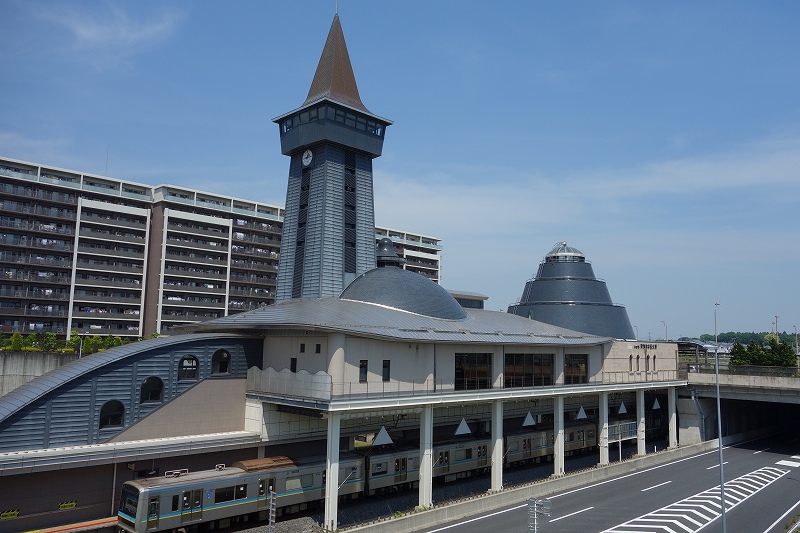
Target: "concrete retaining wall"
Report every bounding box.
[0,351,78,397]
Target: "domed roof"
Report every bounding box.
[340,267,467,320]
[545,241,586,263]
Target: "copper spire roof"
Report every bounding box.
[303,14,370,113]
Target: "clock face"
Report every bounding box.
[302,149,313,167]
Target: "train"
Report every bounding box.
[118,418,640,533]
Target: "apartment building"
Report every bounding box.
[0,156,441,338]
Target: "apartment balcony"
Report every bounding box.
[73,295,142,305]
[75,260,143,274]
[74,326,140,336]
[164,253,226,266]
[77,246,143,259]
[0,289,70,300]
[74,278,143,290]
[166,222,229,239]
[0,307,68,317]
[232,232,280,246]
[163,266,226,280]
[228,273,277,286]
[33,206,76,220]
[80,214,146,230]
[4,272,72,284]
[35,189,78,204]
[228,288,274,298]
[0,166,37,181]
[0,253,72,268]
[230,260,278,272]
[166,237,227,252]
[39,174,79,189]
[79,228,145,244]
[71,311,141,320]
[232,220,282,236]
[161,298,225,309]
[162,284,226,295]
[2,324,68,335]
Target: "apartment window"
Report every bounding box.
[99,400,124,429]
[140,376,163,403]
[359,360,368,383]
[290,358,297,373]
[300,343,305,353]
[315,343,321,354]
[455,353,492,391]
[382,360,390,382]
[564,354,588,385]
[178,355,197,381]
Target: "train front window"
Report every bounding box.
[119,486,139,518]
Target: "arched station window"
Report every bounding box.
[629,355,633,372]
[99,400,125,429]
[212,349,231,374]
[178,355,199,380]
[140,376,164,403]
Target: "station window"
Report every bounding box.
[454,353,492,390]
[212,349,231,374]
[178,355,198,380]
[382,360,390,382]
[564,354,588,385]
[315,343,321,353]
[359,360,368,383]
[290,357,297,373]
[99,400,125,429]
[140,376,163,403]
[300,343,305,353]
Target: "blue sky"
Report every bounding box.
[2,1,799,339]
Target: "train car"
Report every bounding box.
[505,428,552,466]
[365,446,420,495]
[118,454,363,533]
[432,438,492,483]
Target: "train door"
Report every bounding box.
[477,445,488,468]
[394,457,408,483]
[523,438,532,460]
[439,451,450,473]
[146,497,159,530]
[258,478,276,510]
[180,489,203,523]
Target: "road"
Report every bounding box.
[418,432,800,533]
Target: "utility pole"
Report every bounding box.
[715,303,726,532]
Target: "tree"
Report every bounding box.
[766,338,796,367]
[729,341,748,365]
[67,330,81,350]
[746,341,766,366]
[9,332,23,351]
[40,331,60,352]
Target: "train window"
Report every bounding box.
[212,349,231,374]
[286,476,302,491]
[215,486,235,503]
[372,462,387,475]
[178,356,198,380]
[236,484,247,499]
[302,474,313,488]
[140,376,163,403]
[171,495,179,512]
[99,400,124,428]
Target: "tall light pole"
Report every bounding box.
[794,325,798,358]
[715,302,726,532]
[775,315,780,340]
[661,321,668,342]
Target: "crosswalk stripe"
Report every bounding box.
[776,460,800,467]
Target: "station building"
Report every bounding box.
[0,13,686,533]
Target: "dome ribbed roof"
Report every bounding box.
[340,267,467,320]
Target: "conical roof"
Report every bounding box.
[303,14,370,113]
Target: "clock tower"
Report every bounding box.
[272,14,392,301]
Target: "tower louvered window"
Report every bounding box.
[343,151,356,273]
[292,166,311,298]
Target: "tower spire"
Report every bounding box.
[303,14,370,113]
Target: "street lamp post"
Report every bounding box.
[661,321,668,342]
[775,315,779,340]
[715,303,726,532]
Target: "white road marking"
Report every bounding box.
[706,461,728,469]
[549,506,593,522]
[642,480,673,492]
[754,447,770,454]
[424,503,527,532]
[761,497,800,533]
[776,460,800,467]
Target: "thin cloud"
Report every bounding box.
[35,4,185,68]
